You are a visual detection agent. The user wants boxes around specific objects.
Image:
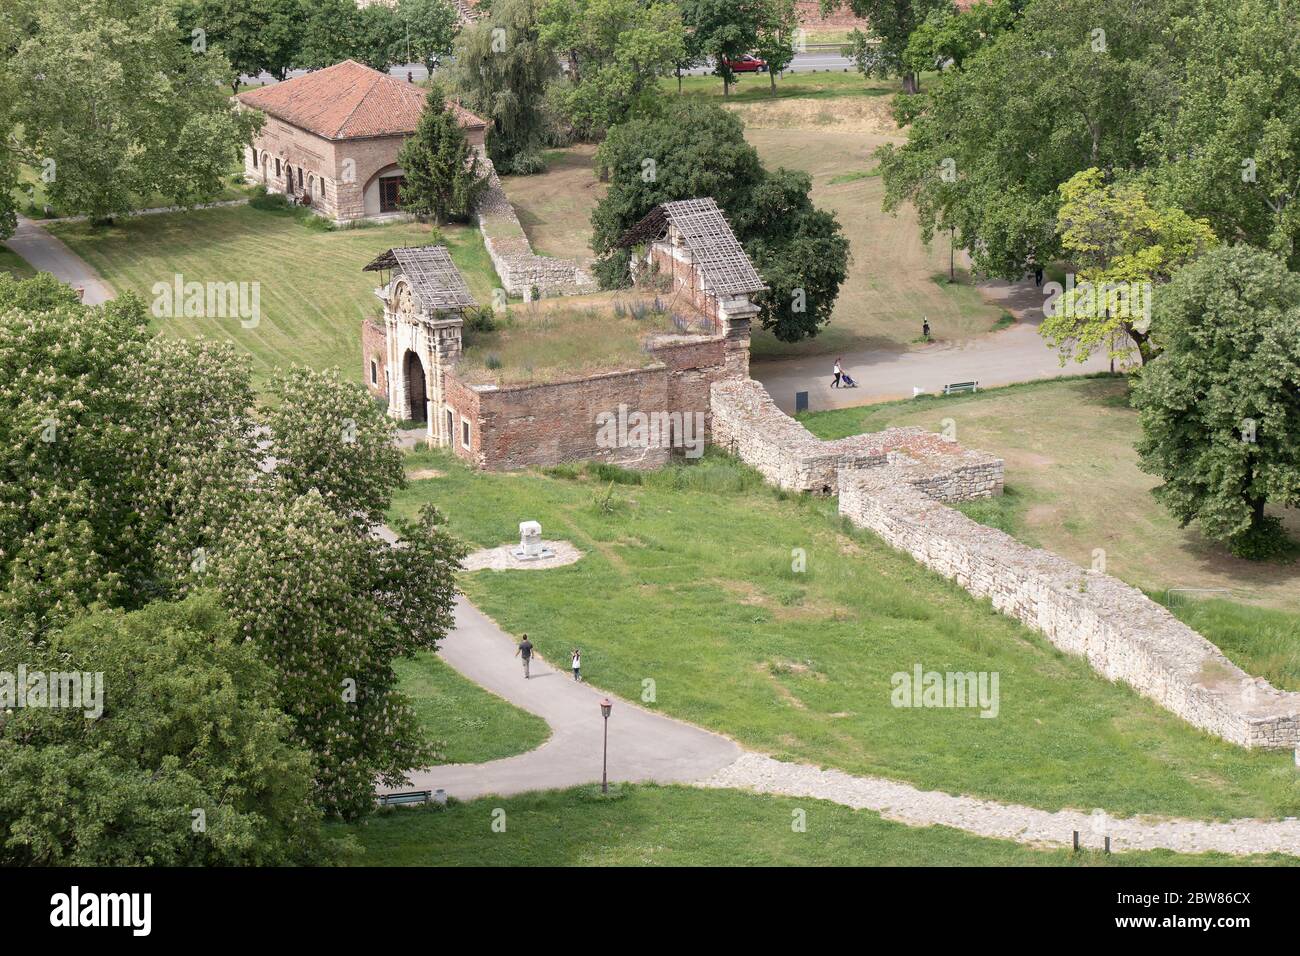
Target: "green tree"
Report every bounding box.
[398,0,461,76]
[450,0,558,173]
[207,493,465,818]
[538,0,685,136]
[1131,245,1300,559]
[592,100,848,342]
[679,0,765,97]
[299,0,364,70]
[901,0,1017,76]
[1145,0,1300,269]
[0,276,467,819]
[396,86,487,224]
[354,1,405,71]
[834,0,951,93]
[10,0,261,222]
[754,0,798,96]
[1040,168,1216,366]
[262,366,407,527]
[174,0,303,90]
[875,0,1181,279]
[0,595,324,865]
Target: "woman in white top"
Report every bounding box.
[832,359,842,388]
[571,649,582,682]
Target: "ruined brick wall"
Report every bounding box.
[466,367,674,470]
[648,244,722,328]
[838,467,1300,750]
[361,318,388,402]
[444,375,483,464]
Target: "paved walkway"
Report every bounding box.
[752,279,1115,414]
[385,596,741,800]
[393,592,1299,856]
[2,216,114,304]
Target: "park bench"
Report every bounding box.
[943,381,979,395]
[376,789,432,807]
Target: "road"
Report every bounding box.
[751,278,1115,414]
[2,216,114,305]
[238,49,856,88]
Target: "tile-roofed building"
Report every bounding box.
[236,60,487,222]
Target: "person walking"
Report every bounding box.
[515,633,534,679]
[1033,265,1044,288]
[922,318,931,341]
[831,358,842,388]
[571,648,582,682]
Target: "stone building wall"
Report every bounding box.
[837,467,1300,750]
[362,318,388,400]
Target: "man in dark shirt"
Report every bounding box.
[515,634,534,679]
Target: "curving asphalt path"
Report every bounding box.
[2,216,114,304]
[385,596,741,800]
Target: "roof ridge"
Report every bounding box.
[333,65,382,139]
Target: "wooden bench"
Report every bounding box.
[376,789,433,807]
[943,381,979,395]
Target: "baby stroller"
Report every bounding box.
[839,371,859,388]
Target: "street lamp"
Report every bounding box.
[600,699,613,793]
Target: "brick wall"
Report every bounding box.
[838,467,1300,750]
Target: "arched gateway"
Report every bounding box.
[360,245,476,445]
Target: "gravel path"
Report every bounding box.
[701,753,1300,857]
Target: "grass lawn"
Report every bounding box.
[49,204,500,392]
[458,297,708,386]
[499,144,605,267]
[391,448,1300,822]
[396,651,549,764]
[0,246,35,279]
[335,784,1295,866]
[799,376,1300,615]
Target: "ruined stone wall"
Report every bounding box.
[838,467,1300,750]
[709,378,1003,497]
[475,159,596,297]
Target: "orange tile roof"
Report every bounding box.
[236,60,487,141]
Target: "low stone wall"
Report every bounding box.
[838,467,1300,749]
[475,160,596,297]
[709,378,1003,498]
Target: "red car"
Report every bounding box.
[722,54,768,73]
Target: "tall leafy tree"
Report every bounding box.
[0,276,467,820]
[1132,245,1300,559]
[592,100,849,342]
[754,0,798,96]
[397,86,487,224]
[1040,168,1216,366]
[0,595,324,865]
[398,0,461,76]
[538,0,685,135]
[1144,0,1300,269]
[175,0,303,90]
[354,1,405,71]
[10,0,261,222]
[299,0,365,70]
[450,0,558,173]
[834,0,951,93]
[679,0,765,97]
[875,0,1183,279]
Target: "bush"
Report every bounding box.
[1227,516,1295,561]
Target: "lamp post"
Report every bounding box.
[599,699,612,793]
